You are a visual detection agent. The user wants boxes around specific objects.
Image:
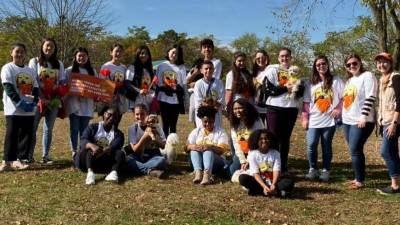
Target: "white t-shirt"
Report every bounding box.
[28,58,66,88]
[128,122,166,150]
[211,58,222,80]
[125,65,154,109]
[303,76,344,128]
[231,119,264,164]
[65,67,95,117]
[225,70,252,102]
[1,62,39,116]
[94,122,115,148]
[265,64,299,108]
[187,127,229,152]
[247,149,281,181]
[193,78,225,128]
[254,69,268,114]
[156,61,187,104]
[342,71,378,125]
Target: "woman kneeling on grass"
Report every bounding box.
[187,105,230,185]
[239,129,294,197]
[74,106,125,185]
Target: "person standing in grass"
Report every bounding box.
[375,52,400,195]
[252,49,270,125]
[125,45,155,111]
[74,106,125,185]
[99,43,128,120]
[124,104,168,179]
[193,60,224,128]
[187,105,230,185]
[228,98,264,177]
[342,54,377,189]
[0,43,39,171]
[302,55,344,182]
[65,47,96,158]
[155,44,186,136]
[238,129,294,197]
[28,37,66,164]
[187,38,222,124]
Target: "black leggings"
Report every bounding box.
[78,149,125,173]
[266,106,298,173]
[3,116,34,161]
[239,174,294,197]
[159,101,180,136]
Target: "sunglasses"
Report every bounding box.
[346,62,358,68]
[316,62,327,67]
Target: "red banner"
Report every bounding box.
[69,73,115,103]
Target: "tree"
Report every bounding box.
[0,0,110,64]
[231,32,261,57]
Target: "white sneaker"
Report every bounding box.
[85,171,96,185]
[0,161,11,172]
[105,170,118,182]
[319,169,330,182]
[305,168,319,180]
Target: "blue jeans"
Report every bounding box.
[190,150,226,174]
[381,125,400,178]
[126,154,167,175]
[69,113,91,152]
[30,107,59,158]
[343,123,374,182]
[306,126,336,170]
[229,155,241,177]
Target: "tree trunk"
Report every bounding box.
[387,0,400,70]
[368,0,388,52]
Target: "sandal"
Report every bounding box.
[348,182,364,190]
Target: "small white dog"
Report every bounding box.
[286,65,302,99]
[160,133,179,165]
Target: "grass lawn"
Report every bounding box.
[0,113,399,225]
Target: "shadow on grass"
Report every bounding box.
[27,159,74,171]
[290,186,343,200]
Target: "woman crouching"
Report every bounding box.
[239,129,294,197]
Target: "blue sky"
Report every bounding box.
[107,0,370,45]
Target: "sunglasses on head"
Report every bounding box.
[346,62,358,68]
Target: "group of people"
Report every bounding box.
[1,37,400,197]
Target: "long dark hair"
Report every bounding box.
[311,55,333,90]
[165,44,184,65]
[229,98,259,130]
[71,47,95,76]
[133,45,154,83]
[252,49,269,77]
[248,129,277,151]
[38,37,60,70]
[231,51,255,97]
[344,53,366,81]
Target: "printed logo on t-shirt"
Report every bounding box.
[236,128,251,154]
[162,70,177,89]
[313,87,333,113]
[203,89,218,106]
[39,68,58,93]
[343,84,357,111]
[277,68,289,87]
[259,161,273,180]
[16,72,33,95]
[96,137,110,149]
[113,70,125,89]
[141,71,151,90]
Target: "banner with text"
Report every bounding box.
[69,73,115,103]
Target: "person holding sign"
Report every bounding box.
[155,44,186,136]
[1,43,39,171]
[28,38,66,164]
[65,47,97,158]
[99,43,128,117]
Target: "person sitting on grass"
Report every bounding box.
[124,103,168,179]
[187,105,230,185]
[74,106,125,185]
[239,129,294,197]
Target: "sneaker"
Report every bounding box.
[148,169,167,179]
[193,170,202,183]
[319,169,330,182]
[377,186,400,195]
[40,156,54,165]
[85,171,96,185]
[200,170,213,185]
[305,168,319,180]
[11,160,29,170]
[26,158,35,164]
[105,170,119,182]
[0,161,11,172]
